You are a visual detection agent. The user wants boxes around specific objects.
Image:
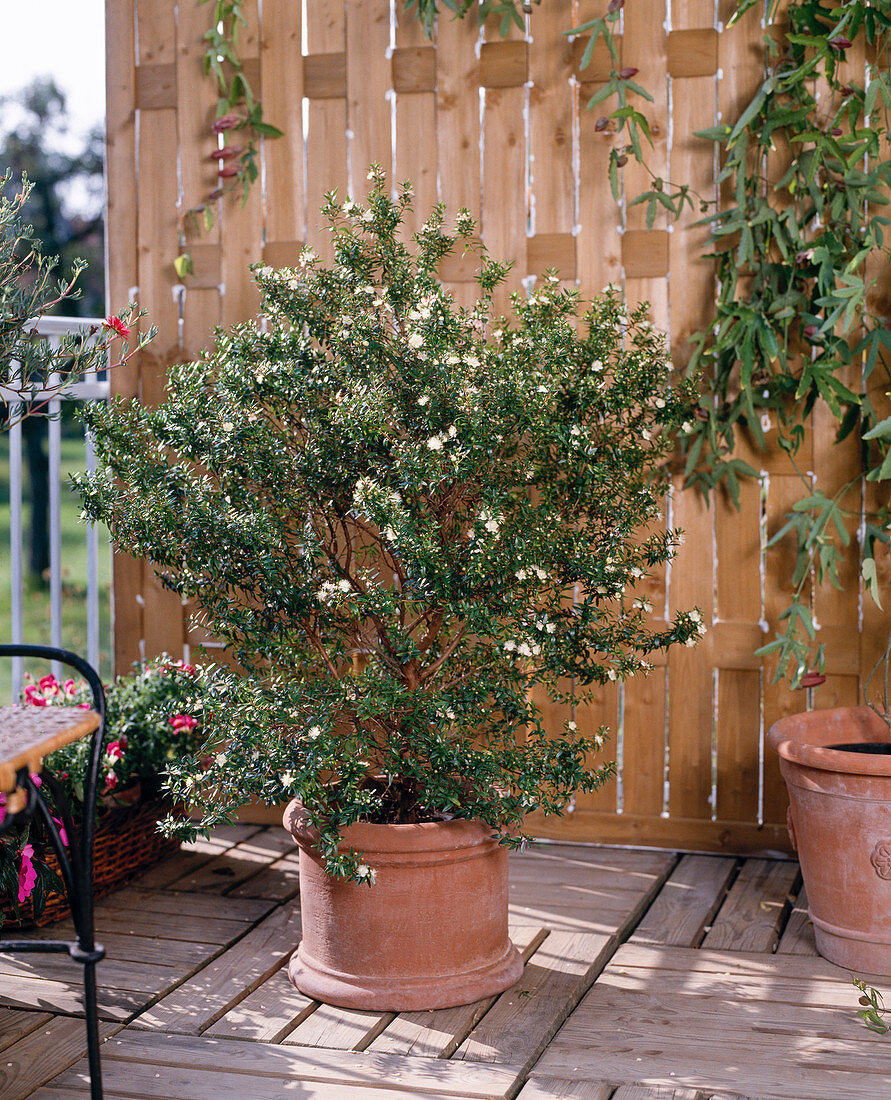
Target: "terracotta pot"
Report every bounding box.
[282,800,524,1010]
[767,705,891,973]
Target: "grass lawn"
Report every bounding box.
[0,423,112,699]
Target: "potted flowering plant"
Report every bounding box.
[77,168,702,1009]
[0,657,203,928]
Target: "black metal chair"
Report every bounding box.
[0,644,106,1100]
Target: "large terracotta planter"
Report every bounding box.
[767,705,891,974]
[282,800,524,1010]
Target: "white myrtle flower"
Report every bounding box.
[484,517,499,533]
[307,726,322,739]
[607,669,618,681]
[689,608,702,623]
[681,421,693,433]
[343,200,356,214]
[518,642,533,657]
[337,579,352,593]
[384,527,397,541]
[466,355,480,367]
[447,355,460,365]
[298,247,316,266]
[567,721,577,731]
[448,425,457,438]
[427,436,443,451]
[281,772,295,787]
[215,752,228,766]
[591,360,603,371]
[516,569,527,580]
[418,394,429,406]
[533,566,547,581]
[685,637,696,647]
[357,864,377,883]
[408,332,424,349]
[504,641,516,652]
[362,209,374,222]
[546,623,557,633]
[570,426,581,437]
[654,397,666,408]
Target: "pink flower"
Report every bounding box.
[106,740,125,761]
[102,316,131,341]
[169,714,198,732]
[30,773,41,788]
[104,771,118,791]
[24,685,48,706]
[52,816,69,847]
[38,675,59,694]
[211,112,242,134]
[78,701,90,709]
[63,679,77,697]
[18,844,37,903]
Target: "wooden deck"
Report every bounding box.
[2,825,889,1099]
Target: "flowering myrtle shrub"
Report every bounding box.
[78,168,702,881]
[0,657,202,924]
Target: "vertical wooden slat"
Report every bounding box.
[135,0,186,662]
[436,8,481,309]
[106,0,143,673]
[219,0,263,328]
[178,0,222,359]
[393,10,437,243]
[668,0,720,824]
[346,0,391,194]
[261,0,305,254]
[306,5,348,262]
[481,14,526,317]
[528,2,574,273]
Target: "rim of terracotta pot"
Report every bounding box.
[766,705,891,777]
[282,798,501,855]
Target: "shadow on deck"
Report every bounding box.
[1,825,887,1099]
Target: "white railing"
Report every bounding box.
[4,316,110,696]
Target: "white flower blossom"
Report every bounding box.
[418,394,429,406]
[362,209,374,223]
[307,726,322,739]
[567,721,577,731]
[408,332,424,349]
[281,772,295,787]
[298,247,316,267]
[337,579,352,593]
[607,669,618,681]
[516,569,527,580]
[427,436,443,451]
[504,641,516,652]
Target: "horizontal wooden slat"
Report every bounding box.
[304,52,347,98]
[135,63,177,110]
[573,35,623,83]
[622,230,670,278]
[392,46,436,93]
[263,239,306,268]
[184,243,222,289]
[481,41,528,88]
[527,233,576,279]
[526,810,793,856]
[667,29,718,78]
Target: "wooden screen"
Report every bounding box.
[105,0,886,854]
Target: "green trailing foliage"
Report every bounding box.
[77,170,701,881]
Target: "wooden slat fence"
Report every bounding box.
[105,0,884,856]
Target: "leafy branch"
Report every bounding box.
[176,0,282,279]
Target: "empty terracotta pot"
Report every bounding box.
[767,706,891,974]
[282,800,524,1010]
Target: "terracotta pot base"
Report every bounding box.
[767,706,891,975]
[283,801,524,1011]
[288,938,523,1011]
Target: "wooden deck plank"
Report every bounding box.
[454,931,615,1069]
[702,859,799,952]
[136,825,264,890]
[777,883,818,956]
[515,844,676,877]
[516,1078,612,1100]
[0,972,143,1020]
[165,830,297,895]
[0,954,178,995]
[0,1008,53,1054]
[0,1015,119,1100]
[226,850,300,901]
[92,887,273,922]
[132,904,300,1033]
[282,1004,396,1051]
[205,967,316,1042]
[52,1029,524,1098]
[368,927,546,1057]
[534,945,891,1099]
[629,855,738,946]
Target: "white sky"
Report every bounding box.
[0,0,106,139]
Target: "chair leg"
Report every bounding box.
[82,960,104,1099]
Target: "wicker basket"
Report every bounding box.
[3,798,179,929]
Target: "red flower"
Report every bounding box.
[218,165,239,178]
[103,316,131,340]
[170,714,198,732]
[212,113,242,134]
[106,740,125,761]
[209,146,243,161]
[618,67,639,79]
[799,671,826,688]
[104,771,118,791]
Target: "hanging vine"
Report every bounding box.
[408,0,891,686]
[175,0,282,279]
